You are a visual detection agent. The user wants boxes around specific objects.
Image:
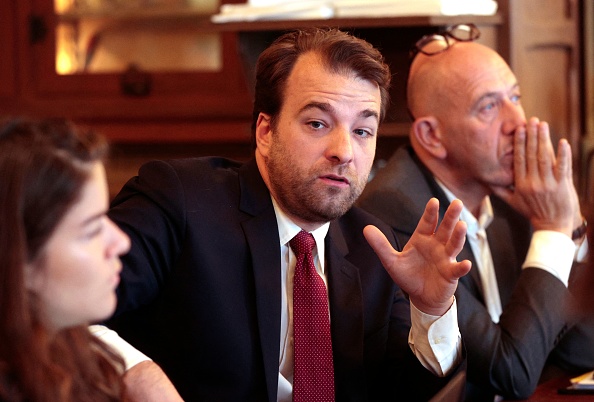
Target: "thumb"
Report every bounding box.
[363,225,398,268]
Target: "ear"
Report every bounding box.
[411,116,447,159]
[255,113,273,158]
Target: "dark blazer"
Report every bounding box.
[357,146,594,400]
[106,156,463,401]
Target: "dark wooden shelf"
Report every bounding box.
[59,11,503,34]
[209,14,503,32]
[58,5,213,23]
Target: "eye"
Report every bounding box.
[82,217,105,240]
[482,102,496,112]
[354,128,373,138]
[475,96,500,116]
[308,120,325,130]
[510,94,521,104]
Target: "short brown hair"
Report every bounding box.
[251,27,391,146]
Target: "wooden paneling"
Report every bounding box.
[0,1,16,101]
[504,0,581,151]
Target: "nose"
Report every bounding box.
[501,98,526,135]
[326,126,354,164]
[106,218,131,257]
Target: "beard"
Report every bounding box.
[266,137,368,224]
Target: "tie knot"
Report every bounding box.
[289,230,315,255]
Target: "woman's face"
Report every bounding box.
[26,162,130,331]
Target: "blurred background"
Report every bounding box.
[1,0,592,205]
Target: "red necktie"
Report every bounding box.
[290,230,335,401]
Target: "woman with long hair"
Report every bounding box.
[0,117,131,401]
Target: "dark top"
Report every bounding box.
[357,146,594,400]
[106,156,465,401]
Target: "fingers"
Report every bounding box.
[536,120,555,177]
[433,199,463,244]
[520,117,556,181]
[524,118,539,177]
[363,225,395,268]
[555,138,572,181]
[514,125,527,179]
[511,117,577,232]
[450,259,473,280]
[414,197,440,236]
[434,200,468,264]
[444,220,468,259]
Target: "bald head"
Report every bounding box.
[405,41,526,213]
[407,42,515,120]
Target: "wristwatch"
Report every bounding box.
[571,219,588,241]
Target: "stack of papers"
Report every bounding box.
[334,0,498,18]
[570,370,594,390]
[211,0,333,23]
[211,0,498,23]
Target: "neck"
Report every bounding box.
[424,161,489,219]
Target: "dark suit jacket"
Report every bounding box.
[357,146,594,400]
[106,156,463,401]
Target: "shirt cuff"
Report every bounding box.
[522,230,575,286]
[89,325,151,370]
[575,237,589,263]
[408,298,461,377]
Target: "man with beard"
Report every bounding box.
[104,28,471,401]
[357,29,593,401]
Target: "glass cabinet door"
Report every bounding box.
[25,0,252,120]
[54,0,221,75]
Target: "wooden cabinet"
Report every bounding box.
[498,0,581,154]
[1,2,503,144]
[6,0,254,142]
[3,1,580,142]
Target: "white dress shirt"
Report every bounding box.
[452,195,503,323]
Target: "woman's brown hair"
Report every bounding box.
[0,117,125,401]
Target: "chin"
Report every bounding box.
[95,297,118,322]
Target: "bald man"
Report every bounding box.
[358,40,594,400]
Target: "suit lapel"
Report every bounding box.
[486,209,523,307]
[325,223,367,395]
[239,160,282,402]
[458,242,483,299]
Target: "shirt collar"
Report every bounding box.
[271,197,330,270]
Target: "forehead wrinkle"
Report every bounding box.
[299,100,379,121]
[300,101,333,115]
[472,85,516,106]
[464,71,520,110]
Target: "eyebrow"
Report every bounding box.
[79,211,105,228]
[472,83,520,107]
[300,102,379,122]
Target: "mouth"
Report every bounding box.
[502,148,514,161]
[320,174,350,186]
[112,264,122,287]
